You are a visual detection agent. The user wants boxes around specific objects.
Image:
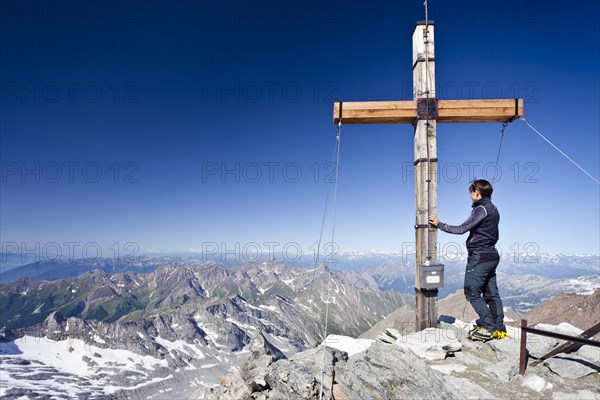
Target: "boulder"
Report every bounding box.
[485,356,519,382]
[204,333,286,400]
[575,346,600,364]
[552,390,600,400]
[264,360,321,399]
[537,322,583,336]
[527,322,585,358]
[377,333,396,344]
[521,373,553,392]
[240,332,286,392]
[336,341,461,399]
[204,370,252,400]
[526,335,560,359]
[264,345,347,400]
[385,328,403,340]
[488,326,521,360]
[377,328,402,344]
[544,355,600,379]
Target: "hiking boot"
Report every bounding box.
[468,327,493,341]
[468,323,483,336]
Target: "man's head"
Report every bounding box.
[469,179,493,200]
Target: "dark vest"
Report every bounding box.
[467,198,500,253]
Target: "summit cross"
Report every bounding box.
[332,21,523,330]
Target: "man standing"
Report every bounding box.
[429,179,506,340]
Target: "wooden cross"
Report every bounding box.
[332,21,523,331]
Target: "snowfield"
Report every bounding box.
[0,334,251,399]
[0,335,171,398]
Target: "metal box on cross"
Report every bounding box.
[419,263,444,289]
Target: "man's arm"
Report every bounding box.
[436,206,487,235]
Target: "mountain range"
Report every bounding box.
[0,260,411,398]
[0,252,598,398]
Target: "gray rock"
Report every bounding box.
[395,328,462,361]
[575,346,600,364]
[265,345,347,400]
[336,341,460,399]
[544,355,600,379]
[438,316,470,341]
[429,363,467,375]
[204,370,253,400]
[203,339,346,400]
[521,373,553,392]
[453,350,490,366]
[322,335,374,357]
[385,328,403,340]
[488,336,521,360]
[485,356,519,382]
[290,345,348,376]
[460,339,487,352]
[527,334,560,359]
[553,390,600,400]
[377,333,396,344]
[527,323,586,359]
[240,332,286,392]
[444,376,499,399]
[265,359,320,399]
[537,322,583,336]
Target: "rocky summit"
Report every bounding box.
[199,317,600,400]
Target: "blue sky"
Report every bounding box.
[1,0,599,262]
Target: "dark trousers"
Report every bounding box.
[464,252,504,332]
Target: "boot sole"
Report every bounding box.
[468,335,492,342]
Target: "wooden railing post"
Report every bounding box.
[519,319,528,375]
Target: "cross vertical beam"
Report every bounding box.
[413,21,439,330]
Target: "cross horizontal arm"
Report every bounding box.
[332,99,524,124]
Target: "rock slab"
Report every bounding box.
[336,341,461,400]
[544,355,600,379]
[394,328,462,361]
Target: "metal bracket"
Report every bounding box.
[414,157,438,166]
[507,98,519,122]
[415,224,432,229]
[417,98,438,120]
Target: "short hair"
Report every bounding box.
[469,179,493,198]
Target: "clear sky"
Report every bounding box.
[1,0,599,263]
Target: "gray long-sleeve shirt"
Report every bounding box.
[438,198,500,253]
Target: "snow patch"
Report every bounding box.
[154,337,206,362]
[0,335,169,396]
[322,335,374,357]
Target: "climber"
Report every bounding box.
[429,179,506,341]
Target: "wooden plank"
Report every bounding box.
[332,99,524,124]
[333,101,416,124]
[412,22,435,67]
[413,56,436,98]
[439,99,524,123]
[413,22,439,331]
